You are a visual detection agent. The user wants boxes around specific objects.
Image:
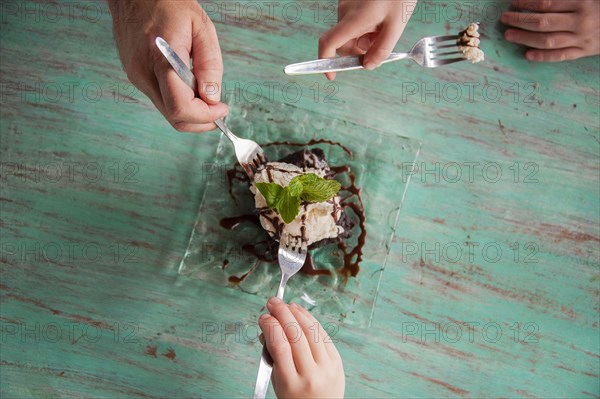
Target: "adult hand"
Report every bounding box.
[501,0,600,62]
[108,0,228,132]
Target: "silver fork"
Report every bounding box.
[253,234,308,399]
[155,37,266,178]
[284,35,464,75]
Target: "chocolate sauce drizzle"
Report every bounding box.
[219,140,366,285]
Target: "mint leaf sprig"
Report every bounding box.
[256,173,341,224]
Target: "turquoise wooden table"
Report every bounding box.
[1,1,599,397]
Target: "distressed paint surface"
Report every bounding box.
[1,1,599,398]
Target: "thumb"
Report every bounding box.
[191,15,223,105]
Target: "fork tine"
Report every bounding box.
[431,57,466,67]
[431,51,464,58]
[243,164,254,178]
[252,150,266,166]
[433,43,460,50]
[429,35,459,43]
[252,153,265,171]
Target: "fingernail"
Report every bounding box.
[289,302,299,309]
[267,297,281,307]
[259,313,270,320]
[208,93,221,103]
[505,31,513,41]
[202,82,221,102]
[364,62,376,70]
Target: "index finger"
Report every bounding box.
[318,18,369,80]
[266,297,314,374]
[258,314,296,374]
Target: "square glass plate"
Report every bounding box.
[179,101,420,327]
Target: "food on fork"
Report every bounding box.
[458,22,485,63]
[250,149,347,247]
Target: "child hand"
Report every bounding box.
[258,297,345,399]
[318,0,416,79]
[501,0,600,62]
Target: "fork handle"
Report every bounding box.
[253,274,289,398]
[284,52,409,75]
[275,273,288,299]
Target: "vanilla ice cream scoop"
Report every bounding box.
[458,22,485,63]
[250,150,345,246]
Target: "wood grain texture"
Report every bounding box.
[1,1,598,398]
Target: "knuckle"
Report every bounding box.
[539,0,552,11]
[269,342,290,358]
[543,36,555,48]
[534,16,548,29]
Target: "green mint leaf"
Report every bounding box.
[256,182,283,208]
[297,173,321,186]
[300,174,341,203]
[276,187,301,224]
[287,176,304,197]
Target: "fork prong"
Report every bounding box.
[431,57,467,67]
[242,164,254,178]
[429,35,459,43]
[431,51,464,58]
[251,156,262,173]
[258,152,268,164]
[252,151,267,169]
[433,43,461,50]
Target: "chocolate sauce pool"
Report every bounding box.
[220,140,366,284]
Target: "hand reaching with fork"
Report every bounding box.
[258,297,345,399]
[108,0,228,132]
[318,0,417,80]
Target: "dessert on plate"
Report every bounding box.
[250,148,350,247]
